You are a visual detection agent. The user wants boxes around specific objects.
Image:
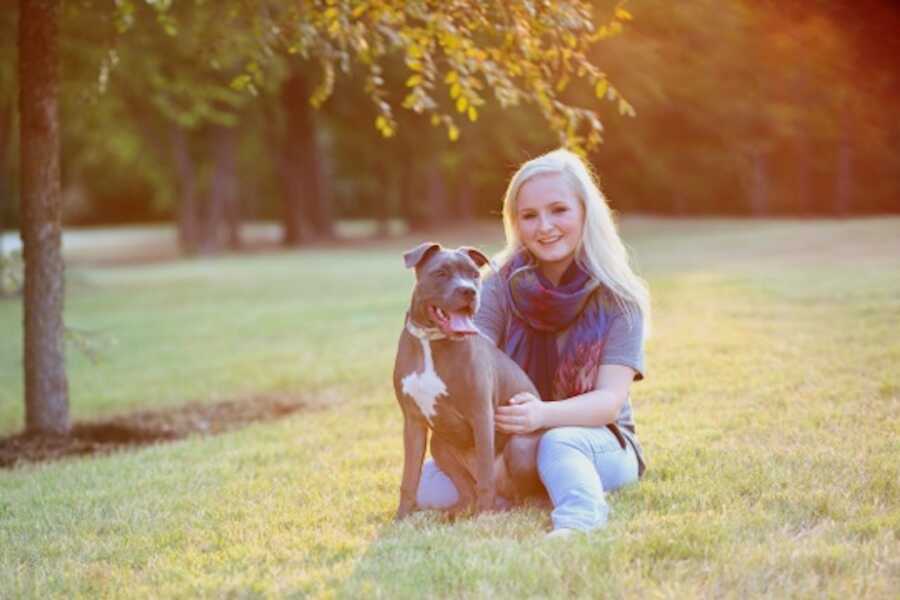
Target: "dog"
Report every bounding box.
[393,242,539,519]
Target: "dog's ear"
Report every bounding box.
[459,246,495,271]
[403,242,441,269]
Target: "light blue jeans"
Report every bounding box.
[417,426,639,531]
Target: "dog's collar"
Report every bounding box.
[405,316,449,341]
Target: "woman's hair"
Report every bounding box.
[497,148,651,340]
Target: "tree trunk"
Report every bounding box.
[400,159,425,231]
[19,0,69,435]
[374,156,403,237]
[455,154,476,221]
[311,145,334,240]
[206,124,241,252]
[425,162,449,225]
[834,114,853,216]
[170,125,199,255]
[0,101,12,291]
[279,69,322,246]
[794,139,812,214]
[222,127,242,251]
[749,150,769,216]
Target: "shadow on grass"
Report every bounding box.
[0,394,306,469]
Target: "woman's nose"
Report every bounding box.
[537,212,553,232]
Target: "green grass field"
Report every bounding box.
[1,217,898,598]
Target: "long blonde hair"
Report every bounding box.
[497,148,651,340]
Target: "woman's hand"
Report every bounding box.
[495,392,545,434]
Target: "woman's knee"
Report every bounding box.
[505,434,539,473]
[416,459,459,509]
[538,427,591,457]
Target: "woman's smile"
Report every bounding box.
[516,172,585,284]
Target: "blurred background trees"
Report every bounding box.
[8,0,640,435]
[1,0,898,251]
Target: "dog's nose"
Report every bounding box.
[459,287,476,300]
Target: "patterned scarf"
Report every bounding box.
[502,251,609,401]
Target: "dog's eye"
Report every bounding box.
[433,269,449,278]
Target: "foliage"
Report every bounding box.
[215,0,635,151]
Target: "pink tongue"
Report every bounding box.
[447,311,478,335]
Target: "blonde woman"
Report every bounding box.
[417,148,651,536]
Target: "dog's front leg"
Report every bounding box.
[396,413,428,520]
[472,409,496,513]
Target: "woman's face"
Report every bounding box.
[515,172,585,282]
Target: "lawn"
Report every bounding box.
[1,217,898,598]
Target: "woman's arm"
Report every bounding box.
[495,364,636,434]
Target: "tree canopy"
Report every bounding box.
[9,0,637,435]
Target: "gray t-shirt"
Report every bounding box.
[475,272,647,473]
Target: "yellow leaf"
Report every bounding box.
[615,7,633,21]
[406,74,423,87]
[450,82,461,99]
[375,115,387,130]
[589,25,609,42]
[431,114,441,126]
[351,2,368,18]
[456,96,468,113]
[594,79,608,99]
[448,124,459,142]
[467,106,477,122]
[444,70,458,84]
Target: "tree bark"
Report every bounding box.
[279,69,333,245]
[312,146,334,240]
[374,157,395,237]
[834,113,853,216]
[201,124,241,253]
[19,0,70,435]
[170,125,199,255]
[222,128,242,251]
[749,150,769,216]
[0,101,12,291]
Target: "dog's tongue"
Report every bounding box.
[445,311,478,336]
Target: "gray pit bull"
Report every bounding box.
[393,242,540,519]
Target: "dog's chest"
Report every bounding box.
[400,336,449,425]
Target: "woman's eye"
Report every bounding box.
[553,206,568,214]
[521,213,536,220]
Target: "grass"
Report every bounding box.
[1,217,898,598]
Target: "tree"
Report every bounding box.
[19,0,69,434]
[16,0,632,434]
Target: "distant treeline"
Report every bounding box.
[0,0,898,253]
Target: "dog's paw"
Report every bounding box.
[444,499,476,521]
[394,502,417,521]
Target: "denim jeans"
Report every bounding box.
[416,426,639,531]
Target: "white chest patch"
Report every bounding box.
[401,336,447,425]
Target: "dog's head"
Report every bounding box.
[403,242,491,338]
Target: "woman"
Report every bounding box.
[417,148,651,536]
